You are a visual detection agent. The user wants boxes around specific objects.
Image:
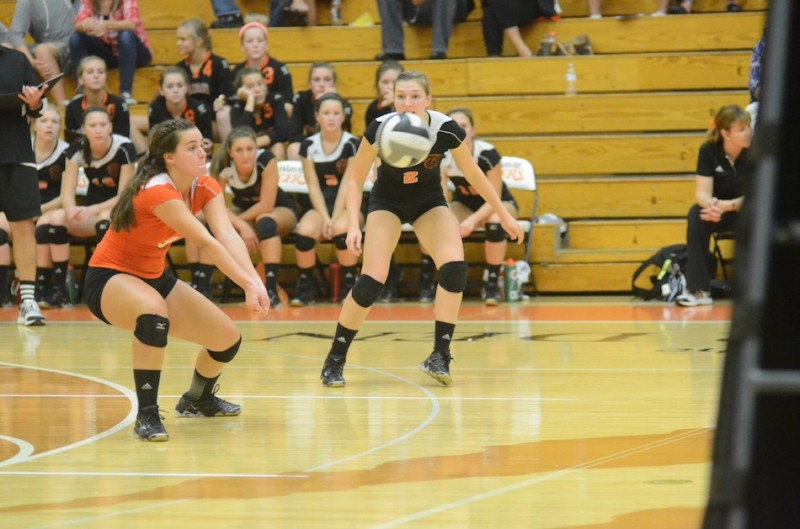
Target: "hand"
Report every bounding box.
[237,87,253,102]
[322,219,333,240]
[67,206,88,221]
[18,84,47,110]
[33,58,57,78]
[458,218,476,238]
[213,95,227,113]
[346,226,362,256]
[87,20,107,37]
[237,223,259,253]
[379,91,394,109]
[699,197,723,223]
[500,212,525,244]
[244,282,270,314]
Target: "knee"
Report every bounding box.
[208,336,242,363]
[117,30,136,47]
[48,225,69,245]
[0,228,8,246]
[438,260,468,293]
[485,223,506,242]
[134,314,170,348]
[255,217,278,241]
[350,274,384,308]
[332,233,348,250]
[294,234,316,252]
[35,225,49,244]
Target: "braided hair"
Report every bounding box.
[110,119,197,231]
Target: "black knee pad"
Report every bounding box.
[95,220,110,240]
[485,223,506,242]
[351,274,384,308]
[0,228,8,246]
[133,314,170,348]
[255,217,278,240]
[294,234,316,252]
[208,336,241,363]
[35,225,49,244]
[48,225,69,244]
[333,233,348,250]
[438,260,468,293]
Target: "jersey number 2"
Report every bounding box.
[403,171,419,184]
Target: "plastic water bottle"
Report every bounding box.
[331,0,342,25]
[503,259,521,302]
[565,63,577,96]
[65,265,77,305]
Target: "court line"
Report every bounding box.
[0,435,35,466]
[0,470,307,478]
[0,362,137,469]
[0,393,576,402]
[368,428,710,528]
[302,363,441,472]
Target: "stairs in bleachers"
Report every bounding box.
[0,0,767,293]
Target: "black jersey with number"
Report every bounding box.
[177,52,231,108]
[366,110,464,202]
[298,131,359,212]
[230,92,289,146]
[148,97,213,140]
[218,150,275,210]
[230,55,293,104]
[441,138,516,211]
[288,90,353,144]
[36,140,70,205]
[66,134,136,206]
[64,92,130,139]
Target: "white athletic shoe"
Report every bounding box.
[676,290,713,307]
[17,299,46,326]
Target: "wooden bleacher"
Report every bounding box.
[0,0,767,294]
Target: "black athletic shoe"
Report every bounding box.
[175,387,242,417]
[320,355,346,387]
[418,282,436,303]
[339,272,356,303]
[419,350,452,386]
[482,283,502,306]
[290,276,316,307]
[134,405,169,442]
[43,286,68,309]
[210,13,244,28]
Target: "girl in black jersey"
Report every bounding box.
[0,109,69,308]
[230,68,289,161]
[319,71,524,388]
[65,56,130,140]
[36,107,135,307]
[129,67,214,155]
[209,127,298,307]
[364,60,403,128]
[440,107,518,306]
[175,19,231,112]
[290,94,361,306]
[286,62,353,161]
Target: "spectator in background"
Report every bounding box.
[481,0,540,57]
[675,105,751,307]
[229,68,290,160]
[668,0,742,14]
[70,0,152,105]
[65,55,130,138]
[376,0,474,60]
[3,0,74,107]
[365,60,403,126]
[209,0,244,28]
[0,46,49,325]
[746,34,764,128]
[287,62,353,160]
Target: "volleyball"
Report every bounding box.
[376,113,434,168]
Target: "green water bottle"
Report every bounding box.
[65,266,77,305]
[504,259,521,302]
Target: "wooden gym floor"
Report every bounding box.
[0,297,729,528]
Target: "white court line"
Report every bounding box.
[0,470,307,478]
[0,362,137,469]
[0,393,575,402]
[0,435,35,466]
[368,428,710,529]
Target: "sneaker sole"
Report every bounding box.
[484,298,500,307]
[321,378,346,387]
[134,431,169,442]
[175,408,242,417]
[418,362,452,386]
[18,317,46,326]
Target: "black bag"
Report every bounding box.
[632,244,689,301]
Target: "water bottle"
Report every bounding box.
[65,265,77,305]
[329,262,341,303]
[537,31,558,56]
[503,259,521,302]
[331,0,342,25]
[565,63,577,96]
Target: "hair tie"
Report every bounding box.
[239,21,269,41]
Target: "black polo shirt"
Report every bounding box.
[0,47,40,164]
[696,142,748,200]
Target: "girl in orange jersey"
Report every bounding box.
[84,119,270,442]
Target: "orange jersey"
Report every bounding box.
[90,174,222,278]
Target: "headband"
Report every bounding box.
[239,22,269,41]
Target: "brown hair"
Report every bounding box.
[178,18,213,52]
[395,70,430,95]
[111,120,198,231]
[210,127,257,178]
[706,105,752,144]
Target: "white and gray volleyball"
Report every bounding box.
[377,113,434,168]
